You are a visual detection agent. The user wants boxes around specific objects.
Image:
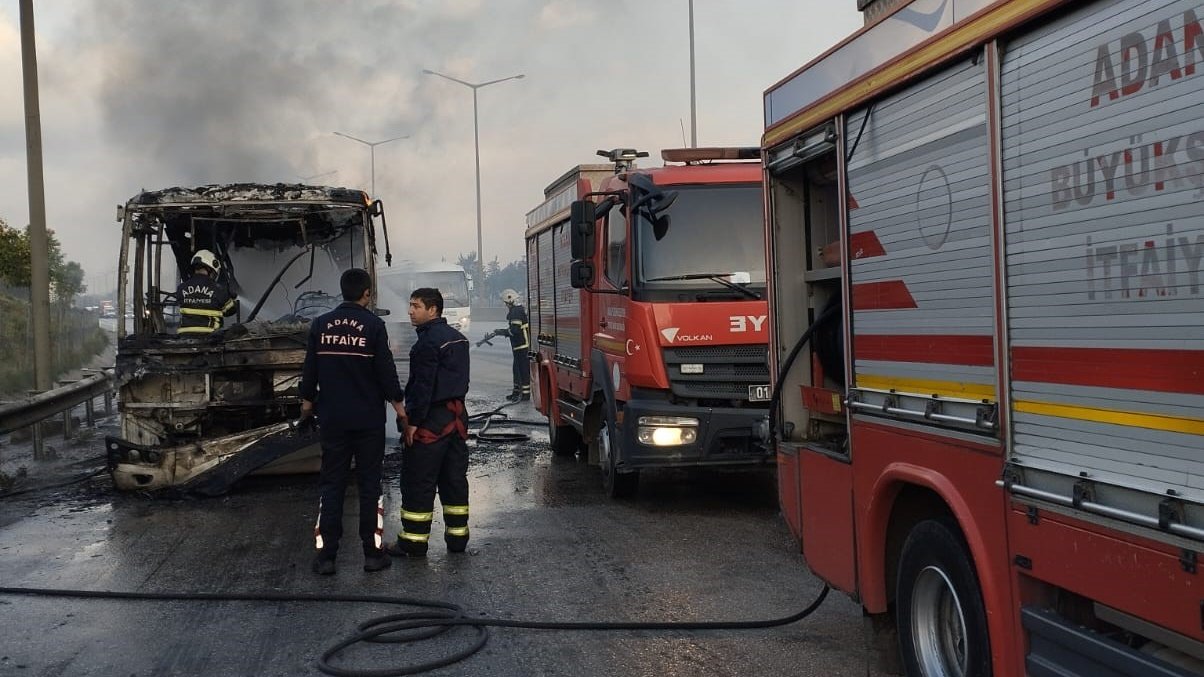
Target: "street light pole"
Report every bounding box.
[332,132,409,199]
[422,69,524,297]
[472,87,482,285]
[689,0,697,148]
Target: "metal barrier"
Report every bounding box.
[0,369,116,460]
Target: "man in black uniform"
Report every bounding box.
[300,268,406,575]
[177,249,238,335]
[387,287,471,557]
[487,288,530,402]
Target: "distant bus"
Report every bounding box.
[375,260,472,355]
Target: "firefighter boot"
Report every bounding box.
[312,551,337,576]
[446,533,468,554]
[363,547,393,572]
[505,390,521,403]
[385,537,428,558]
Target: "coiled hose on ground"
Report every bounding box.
[0,584,830,677]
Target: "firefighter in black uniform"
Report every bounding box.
[486,288,530,402]
[387,287,471,557]
[177,249,238,335]
[300,268,406,575]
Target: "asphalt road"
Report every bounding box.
[0,321,882,676]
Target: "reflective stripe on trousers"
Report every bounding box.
[400,423,470,551]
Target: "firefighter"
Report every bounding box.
[387,287,471,558]
[487,288,530,402]
[177,249,238,335]
[300,268,406,575]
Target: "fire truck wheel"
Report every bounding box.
[896,518,991,677]
[599,410,639,498]
[548,417,582,457]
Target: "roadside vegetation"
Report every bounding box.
[0,218,109,396]
[456,252,527,305]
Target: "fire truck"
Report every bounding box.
[524,148,772,497]
[762,0,1203,675]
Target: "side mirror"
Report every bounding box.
[570,200,596,260]
[652,214,671,241]
[375,307,391,317]
[569,260,594,289]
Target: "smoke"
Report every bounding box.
[0,0,862,280]
[86,0,553,186]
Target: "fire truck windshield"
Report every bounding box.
[636,183,765,291]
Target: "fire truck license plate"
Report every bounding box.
[748,385,772,402]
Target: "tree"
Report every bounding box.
[492,259,527,300]
[453,252,527,305]
[0,218,87,303]
[0,219,31,288]
[55,261,87,301]
[456,251,478,275]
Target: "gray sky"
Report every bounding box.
[0,1,862,292]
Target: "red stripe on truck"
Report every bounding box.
[1012,346,1204,396]
[855,334,995,367]
[852,281,917,310]
[849,231,885,259]
[821,231,886,267]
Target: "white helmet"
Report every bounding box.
[191,249,221,275]
[501,289,522,306]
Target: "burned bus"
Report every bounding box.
[106,184,392,494]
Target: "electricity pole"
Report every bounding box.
[20,0,51,391]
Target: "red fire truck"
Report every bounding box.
[762,0,1203,675]
[524,148,772,497]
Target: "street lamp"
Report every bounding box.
[332,131,409,199]
[688,0,697,148]
[422,69,525,296]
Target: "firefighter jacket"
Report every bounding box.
[505,304,530,352]
[177,273,237,334]
[405,317,470,433]
[300,302,404,431]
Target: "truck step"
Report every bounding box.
[556,398,586,433]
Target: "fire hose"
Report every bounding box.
[467,403,545,443]
[0,584,829,677]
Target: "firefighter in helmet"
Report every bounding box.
[486,288,530,402]
[177,249,239,335]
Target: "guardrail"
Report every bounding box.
[0,369,117,460]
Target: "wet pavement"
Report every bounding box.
[0,322,881,676]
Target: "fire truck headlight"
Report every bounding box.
[637,416,699,446]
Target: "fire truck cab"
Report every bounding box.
[525,148,773,497]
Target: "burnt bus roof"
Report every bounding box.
[126,183,371,209]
